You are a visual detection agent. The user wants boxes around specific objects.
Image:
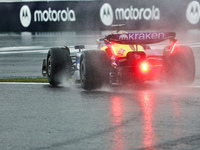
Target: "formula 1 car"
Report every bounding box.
[42,28,195,90]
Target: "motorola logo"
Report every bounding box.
[100,3,160,26]
[186,1,200,24]
[19,5,76,28]
[20,5,31,28]
[100,3,113,26]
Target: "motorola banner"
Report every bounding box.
[99,1,161,30]
[0,0,200,31]
[0,1,100,31]
[99,0,200,30]
[18,2,79,31]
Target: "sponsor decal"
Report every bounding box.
[119,34,129,40]
[100,3,160,26]
[20,5,31,28]
[186,1,200,24]
[20,5,76,28]
[115,5,160,20]
[118,32,165,40]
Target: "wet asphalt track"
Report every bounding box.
[1,30,200,150]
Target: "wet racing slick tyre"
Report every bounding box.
[163,46,195,86]
[80,50,110,90]
[47,47,72,86]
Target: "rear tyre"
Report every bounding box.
[163,46,195,86]
[80,50,110,90]
[47,47,72,86]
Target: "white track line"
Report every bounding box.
[0,45,97,54]
[0,82,48,85]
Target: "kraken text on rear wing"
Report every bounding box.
[105,32,176,44]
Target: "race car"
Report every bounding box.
[42,28,195,90]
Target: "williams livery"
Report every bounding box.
[42,27,195,90]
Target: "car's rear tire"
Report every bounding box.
[163,46,195,86]
[47,47,72,86]
[80,50,110,90]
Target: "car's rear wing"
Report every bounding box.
[104,32,176,44]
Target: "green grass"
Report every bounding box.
[0,78,48,83]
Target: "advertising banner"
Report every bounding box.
[0,0,200,31]
[99,0,200,30]
[11,1,100,31]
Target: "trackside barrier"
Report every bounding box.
[0,0,200,31]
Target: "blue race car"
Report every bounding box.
[42,29,195,90]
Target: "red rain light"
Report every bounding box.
[141,62,148,72]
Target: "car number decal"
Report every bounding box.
[118,48,126,56]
